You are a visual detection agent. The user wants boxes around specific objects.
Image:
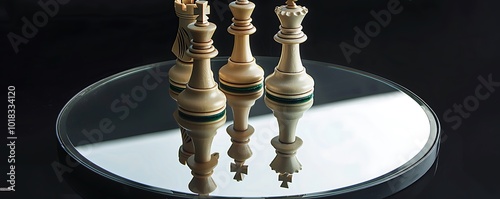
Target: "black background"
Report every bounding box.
[1,0,500,198]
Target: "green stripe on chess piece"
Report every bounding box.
[220,83,263,94]
[170,84,185,93]
[178,109,226,123]
[266,92,313,104]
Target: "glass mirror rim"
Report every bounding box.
[56,56,440,198]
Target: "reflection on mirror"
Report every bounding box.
[72,90,433,197]
[172,1,227,196]
[172,123,307,195]
[227,125,253,182]
[270,136,303,188]
[218,0,264,184]
[58,57,439,198]
[264,1,313,188]
[170,0,197,165]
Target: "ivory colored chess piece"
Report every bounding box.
[218,0,264,182]
[170,0,197,165]
[265,0,313,187]
[173,1,226,195]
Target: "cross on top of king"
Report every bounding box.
[194,1,210,26]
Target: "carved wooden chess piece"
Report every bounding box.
[170,0,197,165]
[265,0,313,187]
[173,1,226,195]
[219,0,264,182]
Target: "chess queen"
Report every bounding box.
[265,0,314,182]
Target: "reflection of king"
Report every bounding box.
[174,1,225,196]
[219,0,264,182]
[170,0,197,165]
[265,0,312,188]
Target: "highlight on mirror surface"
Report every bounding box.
[71,91,431,197]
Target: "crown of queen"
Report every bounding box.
[275,0,308,29]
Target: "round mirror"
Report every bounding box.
[56,57,439,198]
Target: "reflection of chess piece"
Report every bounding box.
[188,153,220,196]
[173,1,226,195]
[272,137,303,188]
[265,0,313,188]
[218,0,264,182]
[170,0,197,165]
[228,126,252,181]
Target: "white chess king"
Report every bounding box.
[169,0,197,165]
[173,1,226,195]
[265,0,314,185]
[218,0,264,182]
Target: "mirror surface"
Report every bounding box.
[57,57,439,198]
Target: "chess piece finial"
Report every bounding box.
[194,1,210,26]
[235,0,249,4]
[180,0,195,4]
[171,0,198,165]
[219,0,264,182]
[265,0,312,186]
[285,0,297,8]
[174,1,225,195]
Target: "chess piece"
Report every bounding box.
[170,0,197,165]
[265,0,313,187]
[218,0,264,182]
[173,1,226,195]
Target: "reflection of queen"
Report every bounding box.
[266,0,312,188]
